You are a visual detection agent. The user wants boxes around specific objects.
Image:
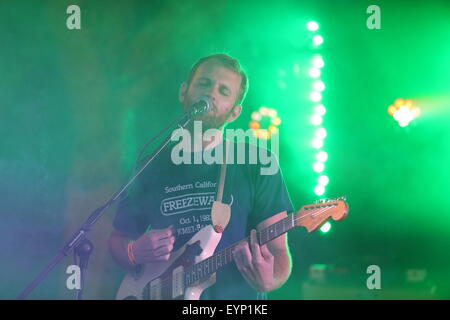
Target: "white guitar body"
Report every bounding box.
[116,225,221,300]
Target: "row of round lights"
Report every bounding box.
[307,21,328,199]
[307,21,331,233]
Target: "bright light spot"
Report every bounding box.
[312,138,324,149]
[395,98,404,107]
[259,107,269,116]
[316,151,328,162]
[272,117,281,126]
[388,105,397,116]
[310,91,322,102]
[315,104,326,116]
[310,114,323,126]
[389,99,420,127]
[251,112,262,121]
[313,35,324,46]
[320,222,331,233]
[313,162,325,173]
[314,185,325,196]
[312,55,325,68]
[269,109,277,118]
[315,128,327,139]
[307,21,319,31]
[308,67,321,78]
[313,80,326,92]
[269,125,279,134]
[318,175,329,186]
[249,121,260,130]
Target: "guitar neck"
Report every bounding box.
[184,213,295,287]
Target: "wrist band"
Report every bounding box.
[127,241,137,265]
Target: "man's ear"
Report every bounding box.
[226,105,242,123]
[179,82,188,103]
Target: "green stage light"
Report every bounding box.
[314,104,326,116]
[312,137,324,149]
[310,91,322,102]
[314,185,325,196]
[308,67,321,78]
[313,35,324,46]
[318,175,329,186]
[315,128,327,139]
[316,151,328,162]
[310,114,323,126]
[313,161,325,173]
[307,21,319,31]
[320,222,331,233]
[313,80,326,92]
[312,55,325,68]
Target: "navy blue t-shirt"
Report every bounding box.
[113,139,294,299]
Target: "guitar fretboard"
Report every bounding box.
[184,212,296,287]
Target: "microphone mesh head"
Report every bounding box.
[192,96,212,115]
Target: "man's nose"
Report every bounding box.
[204,85,218,102]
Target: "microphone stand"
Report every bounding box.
[17,111,194,300]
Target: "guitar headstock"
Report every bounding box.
[294,196,348,232]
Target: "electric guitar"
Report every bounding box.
[116,197,348,300]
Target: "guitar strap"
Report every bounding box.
[211,139,231,233]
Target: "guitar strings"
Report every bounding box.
[139,207,333,299]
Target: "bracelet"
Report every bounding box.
[127,241,137,265]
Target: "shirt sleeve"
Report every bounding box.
[249,148,294,228]
[112,186,148,239]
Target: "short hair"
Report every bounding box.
[186,53,249,106]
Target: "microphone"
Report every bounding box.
[189,96,212,116]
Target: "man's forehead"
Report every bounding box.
[193,61,241,87]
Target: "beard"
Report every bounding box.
[183,99,233,132]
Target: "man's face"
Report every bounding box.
[180,60,242,130]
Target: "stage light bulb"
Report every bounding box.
[312,138,324,149]
[320,222,331,233]
[315,128,327,139]
[309,67,321,78]
[313,35,324,46]
[307,21,319,31]
[313,80,326,92]
[312,56,325,68]
[313,162,325,173]
[318,175,329,186]
[315,104,326,116]
[314,185,325,196]
[310,114,323,126]
[316,151,328,162]
[310,91,322,102]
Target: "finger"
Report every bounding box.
[232,248,242,269]
[250,229,262,261]
[152,226,174,241]
[155,253,171,261]
[233,247,249,274]
[260,244,274,261]
[234,249,256,284]
[157,236,175,246]
[239,243,254,272]
[155,244,174,257]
